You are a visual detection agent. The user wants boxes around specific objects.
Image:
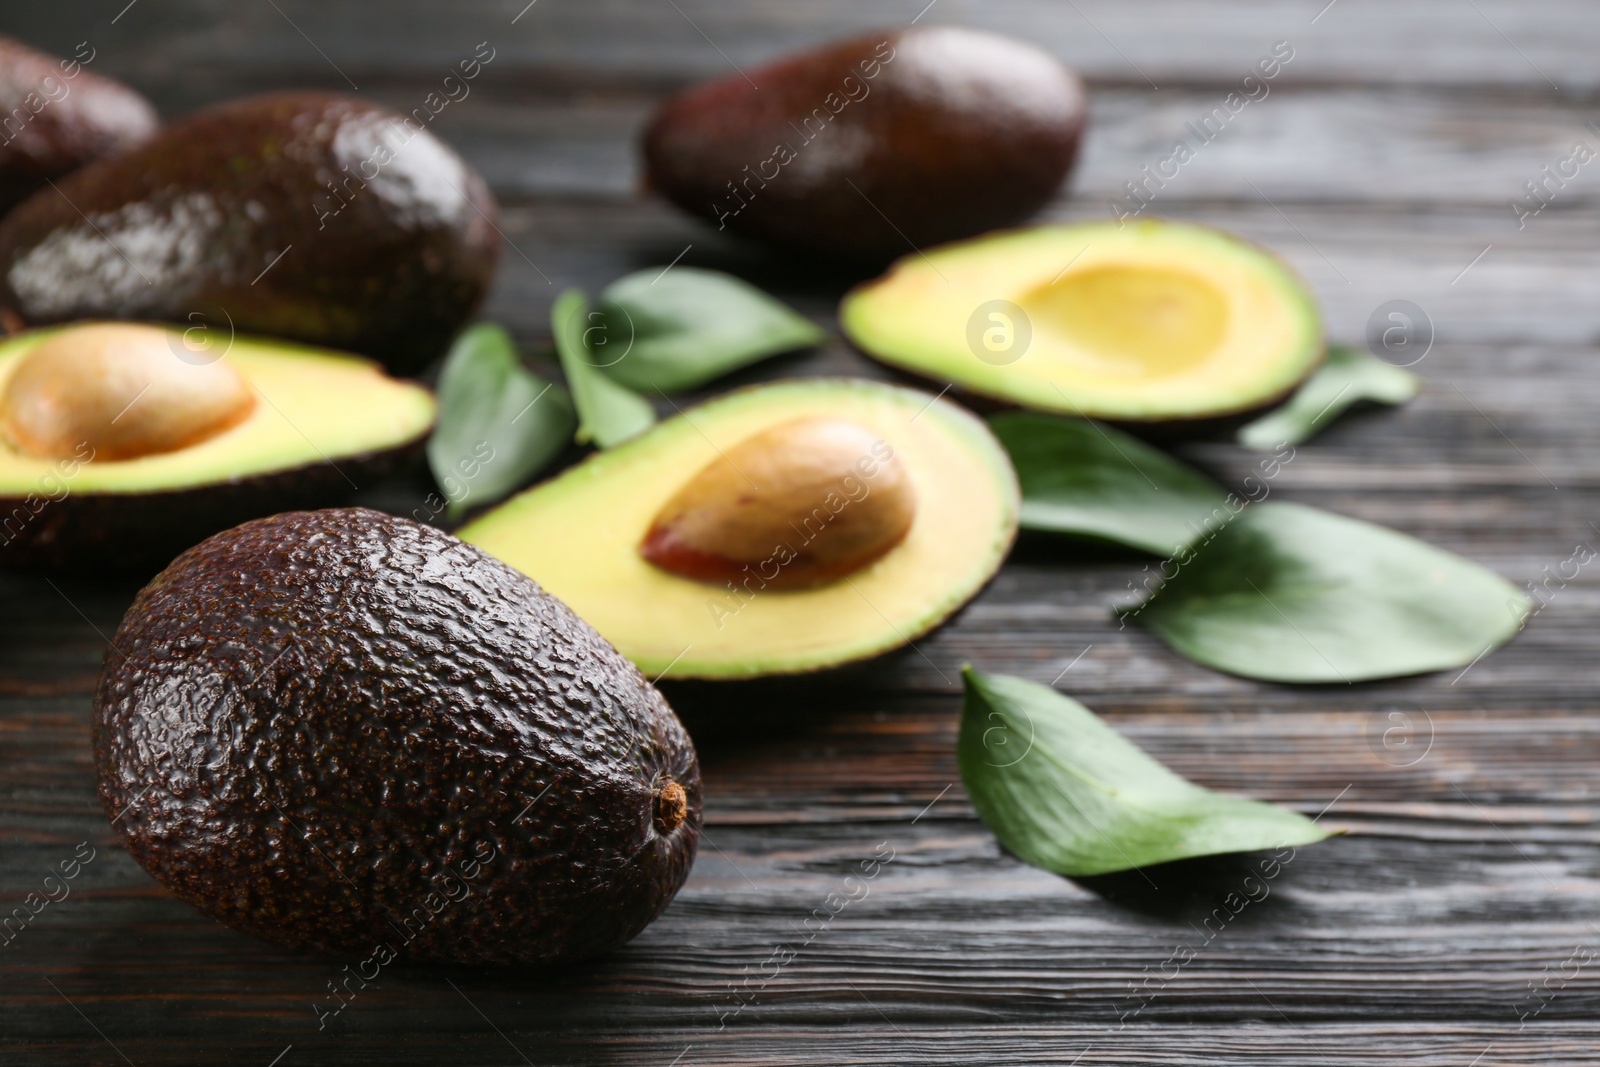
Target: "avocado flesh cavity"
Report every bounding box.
[840,219,1324,422]
[0,92,499,374]
[94,508,700,965]
[460,379,1019,680]
[0,325,435,570]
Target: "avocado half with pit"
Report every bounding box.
[460,379,1019,679]
[0,322,434,569]
[840,219,1324,423]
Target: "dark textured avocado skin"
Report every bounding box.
[0,92,499,374]
[0,438,423,573]
[0,36,158,214]
[642,26,1086,263]
[93,508,701,965]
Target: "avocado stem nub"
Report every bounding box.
[654,779,688,834]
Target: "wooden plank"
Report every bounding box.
[5,0,1597,92]
[5,815,1600,1035]
[7,842,1599,1034]
[8,30,1595,212]
[4,1025,1592,1067]
[2,2,1600,1064]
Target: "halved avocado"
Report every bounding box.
[840,219,1324,423]
[0,323,435,570]
[459,379,1019,679]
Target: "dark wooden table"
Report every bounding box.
[5,2,1600,1064]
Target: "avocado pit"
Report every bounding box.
[0,323,255,462]
[639,416,915,589]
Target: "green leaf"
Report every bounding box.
[990,411,1230,556]
[593,267,825,392]
[958,667,1330,877]
[427,323,576,519]
[1123,502,1531,683]
[552,288,656,448]
[1237,345,1421,451]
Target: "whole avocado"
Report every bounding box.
[642,26,1086,263]
[93,508,700,965]
[0,36,158,214]
[0,93,499,374]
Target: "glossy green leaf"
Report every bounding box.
[990,411,1230,556]
[552,288,656,449]
[958,668,1330,877]
[1237,345,1421,451]
[1123,502,1532,683]
[427,323,576,519]
[594,267,825,392]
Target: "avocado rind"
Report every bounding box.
[0,35,159,214]
[0,440,421,572]
[93,508,701,965]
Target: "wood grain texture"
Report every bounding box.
[3,1,1600,1064]
[406,86,1600,207]
[8,0,1600,93]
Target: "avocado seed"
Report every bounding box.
[0,323,255,462]
[639,417,916,589]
